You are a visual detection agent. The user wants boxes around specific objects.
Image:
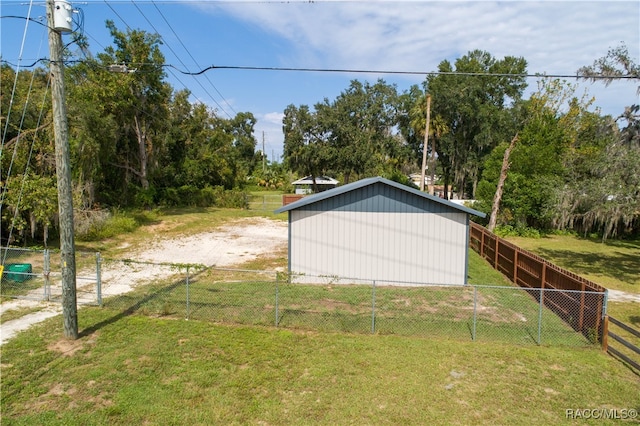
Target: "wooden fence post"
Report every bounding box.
[601,315,609,351]
[513,249,519,286]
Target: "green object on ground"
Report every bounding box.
[3,263,33,283]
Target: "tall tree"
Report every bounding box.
[577,42,640,96]
[97,21,171,196]
[398,85,449,187]
[322,80,400,183]
[476,79,617,231]
[1,64,59,244]
[282,104,333,187]
[487,133,518,232]
[424,50,527,198]
[397,84,427,167]
[226,111,258,178]
[550,106,639,239]
[562,44,640,238]
[282,80,405,185]
[66,59,118,208]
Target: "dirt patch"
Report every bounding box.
[1,217,289,346]
[48,339,85,357]
[97,217,288,297]
[136,216,287,266]
[23,381,113,415]
[48,331,99,357]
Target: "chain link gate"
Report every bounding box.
[1,247,101,305]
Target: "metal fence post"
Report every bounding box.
[600,290,609,346]
[275,273,279,327]
[371,280,376,334]
[472,286,477,341]
[96,252,102,306]
[44,249,50,301]
[186,266,190,320]
[537,288,544,345]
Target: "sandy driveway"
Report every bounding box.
[1,217,288,345]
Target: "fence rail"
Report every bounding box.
[468,222,607,343]
[604,316,640,373]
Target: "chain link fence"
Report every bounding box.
[1,247,100,305]
[100,260,606,347]
[247,194,283,211]
[0,247,48,300]
[2,250,606,347]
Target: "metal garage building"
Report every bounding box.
[275,177,486,285]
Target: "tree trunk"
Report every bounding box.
[134,115,150,190]
[488,134,519,233]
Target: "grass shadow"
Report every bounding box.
[79,268,208,338]
[535,247,640,288]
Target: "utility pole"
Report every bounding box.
[47,0,78,339]
[419,94,432,192]
[262,131,266,173]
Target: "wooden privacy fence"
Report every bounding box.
[282,194,304,206]
[469,222,607,343]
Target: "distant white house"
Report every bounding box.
[292,176,339,195]
[275,177,486,285]
[409,173,457,199]
[409,173,437,187]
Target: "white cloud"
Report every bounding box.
[217,1,638,76]
[203,1,639,158]
[261,111,285,125]
[254,112,286,160]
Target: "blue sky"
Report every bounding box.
[2,0,639,161]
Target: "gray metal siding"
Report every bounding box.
[301,182,453,214]
[288,183,469,285]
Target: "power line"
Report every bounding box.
[132,0,234,118]
[167,64,640,81]
[4,57,639,82]
[103,0,132,31]
[151,0,237,117]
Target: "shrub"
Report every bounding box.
[76,210,138,241]
[494,225,541,238]
[159,186,248,209]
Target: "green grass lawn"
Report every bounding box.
[3,210,638,424]
[504,234,640,326]
[1,308,638,425]
[504,234,640,295]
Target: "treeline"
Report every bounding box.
[282,49,640,240]
[1,21,638,245]
[1,22,257,245]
